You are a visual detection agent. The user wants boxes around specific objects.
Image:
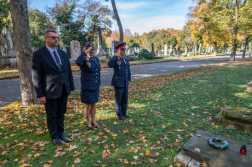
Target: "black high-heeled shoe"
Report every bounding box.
[91,122,101,128]
[87,124,93,130]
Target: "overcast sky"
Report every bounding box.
[30,0,193,35]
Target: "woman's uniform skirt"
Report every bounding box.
[80,89,99,104]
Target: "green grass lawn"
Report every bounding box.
[1,58,252,167]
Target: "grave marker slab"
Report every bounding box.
[180,130,252,167]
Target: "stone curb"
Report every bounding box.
[0,75,19,80]
[0,59,181,80]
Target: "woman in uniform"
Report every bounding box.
[76,41,101,130]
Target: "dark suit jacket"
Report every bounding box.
[76,52,101,90]
[108,55,131,87]
[32,46,75,99]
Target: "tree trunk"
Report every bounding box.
[242,37,251,58]
[242,43,247,58]
[230,39,237,61]
[230,0,239,61]
[249,43,252,57]
[111,0,123,43]
[213,42,218,56]
[10,0,36,106]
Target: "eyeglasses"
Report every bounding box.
[47,36,59,40]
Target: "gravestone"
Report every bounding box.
[158,45,162,56]
[127,45,135,58]
[95,27,107,60]
[70,40,81,61]
[196,43,198,53]
[170,44,173,55]
[2,25,16,66]
[193,45,195,53]
[175,130,252,167]
[183,46,188,57]
[211,46,214,53]
[150,43,155,56]
[223,44,227,55]
[63,45,68,53]
[177,45,181,55]
[199,44,203,54]
[0,33,8,56]
[112,41,119,56]
[66,46,71,59]
[164,44,168,56]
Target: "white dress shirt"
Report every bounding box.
[46,45,62,65]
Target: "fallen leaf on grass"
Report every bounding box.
[133,156,138,160]
[74,158,81,164]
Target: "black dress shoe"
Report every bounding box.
[123,114,131,118]
[118,116,124,120]
[59,135,70,143]
[87,125,93,130]
[91,122,101,128]
[52,139,63,146]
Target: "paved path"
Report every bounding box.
[0,54,247,108]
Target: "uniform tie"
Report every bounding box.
[53,51,61,71]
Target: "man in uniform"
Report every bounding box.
[108,43,131,120]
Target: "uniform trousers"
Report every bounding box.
[114,86,128,117]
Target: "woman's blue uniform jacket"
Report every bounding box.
[108,55,131,87]
[76,52,101,90]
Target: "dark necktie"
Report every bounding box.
[91,56,97,65]
[53,51,61,71]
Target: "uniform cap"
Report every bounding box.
[84,41,94,48]
[115,42,126,50]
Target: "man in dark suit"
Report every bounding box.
[108,43,131,120]
[32,29,75,145]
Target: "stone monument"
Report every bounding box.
[158,45,162,56]
[127,45,135,58]
[175,130,252,167]
[63,45,68,53]
[2,24,15,57]
[96,26,106,60]
[112,41,119,56]
[199,44,203,54]
[177,45,181,55]
[0,33,8,56]
[223,44,227,55]
[164,44,168,56]
[170,44,173,55]
[1,25,16,66]
[150,43,155,56]
[70,40,81,61]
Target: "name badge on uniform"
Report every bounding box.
[87,62,91,68]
